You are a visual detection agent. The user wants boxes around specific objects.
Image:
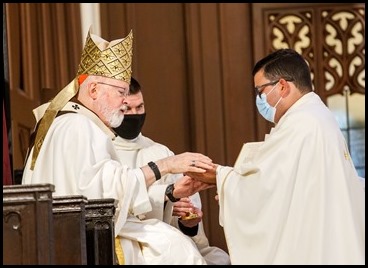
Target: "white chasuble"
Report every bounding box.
[216,92,365,265]
[22,102,152,239]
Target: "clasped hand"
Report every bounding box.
[165,152,214,174]
[174,175,215,198]
[172,197,202,228]
[185,164,218,185]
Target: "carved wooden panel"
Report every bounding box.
[85,198,117,265]
[253,3,365,102]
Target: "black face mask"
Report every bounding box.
[114,113,146,140]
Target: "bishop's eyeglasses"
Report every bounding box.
[96,82,129,97]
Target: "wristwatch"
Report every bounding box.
[165,183,180,202]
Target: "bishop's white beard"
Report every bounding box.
[105,109,124,128]
[96,98,125,128]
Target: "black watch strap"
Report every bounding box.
[148,161,161,180]
[165,183,180,202]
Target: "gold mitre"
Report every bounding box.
[77,29,133,83]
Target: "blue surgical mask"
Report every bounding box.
[256,83,282,123]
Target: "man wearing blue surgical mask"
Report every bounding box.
[187,49,365,265]
[255,80,283,123]
[112,77,231,265]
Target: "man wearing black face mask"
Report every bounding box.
[112,78,231,265]
[113,77,146,140]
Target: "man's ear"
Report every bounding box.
[279,78,291,97]
[88,82,98,100]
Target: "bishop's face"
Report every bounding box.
[94,78,129,128]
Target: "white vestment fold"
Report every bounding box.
[216,92,365,265]
[22,102,152,235]
[114,134,231,265]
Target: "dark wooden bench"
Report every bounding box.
[52,195,89,264]
[3,184,55,265]
[85,198,117,265]
[4,184,118,265]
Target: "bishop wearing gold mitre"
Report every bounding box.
[22,29,214,265]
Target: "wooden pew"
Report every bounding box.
[4,185,118,265]
[52,195,88,265]
[53,196,118,265]
[85,198,117,265]
[3,184,55,265]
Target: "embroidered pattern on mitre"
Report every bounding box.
[77,30,133,83]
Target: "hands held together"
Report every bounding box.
[173,175,215,199]
[172,197,203,228]
[184,165,218,185]
[146,152,217,196]
[166,152,218,185]
[163,152,214,174]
